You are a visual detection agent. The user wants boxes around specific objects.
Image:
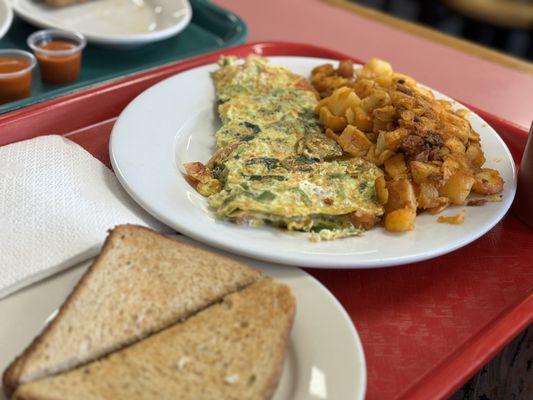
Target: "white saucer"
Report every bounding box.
[10,0,192,47]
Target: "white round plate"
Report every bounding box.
[0,236,366,400]
[110,56,517,269]
[0,0,13,39]
[10,0,192,47]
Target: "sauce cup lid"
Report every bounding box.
[0,49,36,78]
[27,29,87,57]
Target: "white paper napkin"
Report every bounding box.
[0,135,169,300]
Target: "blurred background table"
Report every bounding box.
[213,1,532,399]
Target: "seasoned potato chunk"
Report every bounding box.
[384,207,416,232]
[358,58,393,87]
[316,87,361,116]
[439,170,475,205]
[410,161,441,184]
[376,128,409,153]
[338,125,372,156]
[417,182,440,209]
[465,143,486,168]
[319,107,347,132]
[444,137,466,154]
[377,149,395,165]
[361,90,390,112]
[337,59,354,78]
[472,168,504,195]
[384,153,407,179]
[347,211,379,230]
[441,154,474,179]
[385,178,417,213]
[345,106,373,132]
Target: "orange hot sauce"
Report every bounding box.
[36,41,82,84]
[0,57,33,104]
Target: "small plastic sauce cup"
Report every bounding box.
[27,30,86,85]
[0,50,36,105]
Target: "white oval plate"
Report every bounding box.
[10,0,191,47]
[0,236,366,400]
[0,0,13,39]
[110,56,517,269]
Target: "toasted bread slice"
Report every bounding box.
[13,278,296,400]
[3,225,261,396]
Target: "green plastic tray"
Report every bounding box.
[0,0,247,114]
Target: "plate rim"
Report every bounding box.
[0,0,13,40]
[299,269,367,400]
[110,55,517,269]
[9,0,192,46]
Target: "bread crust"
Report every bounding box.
[3,225,122,397]
[261,295,296,400]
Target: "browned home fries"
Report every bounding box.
[311,58,504,232]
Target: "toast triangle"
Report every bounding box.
[3,225,261,395]
[13,278,296,400]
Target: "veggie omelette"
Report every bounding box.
[184,56,383,241]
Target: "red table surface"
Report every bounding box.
[0,43,531,400]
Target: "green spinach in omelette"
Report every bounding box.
[184,56,384,241]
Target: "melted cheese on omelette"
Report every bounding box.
[186,56,384,240]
